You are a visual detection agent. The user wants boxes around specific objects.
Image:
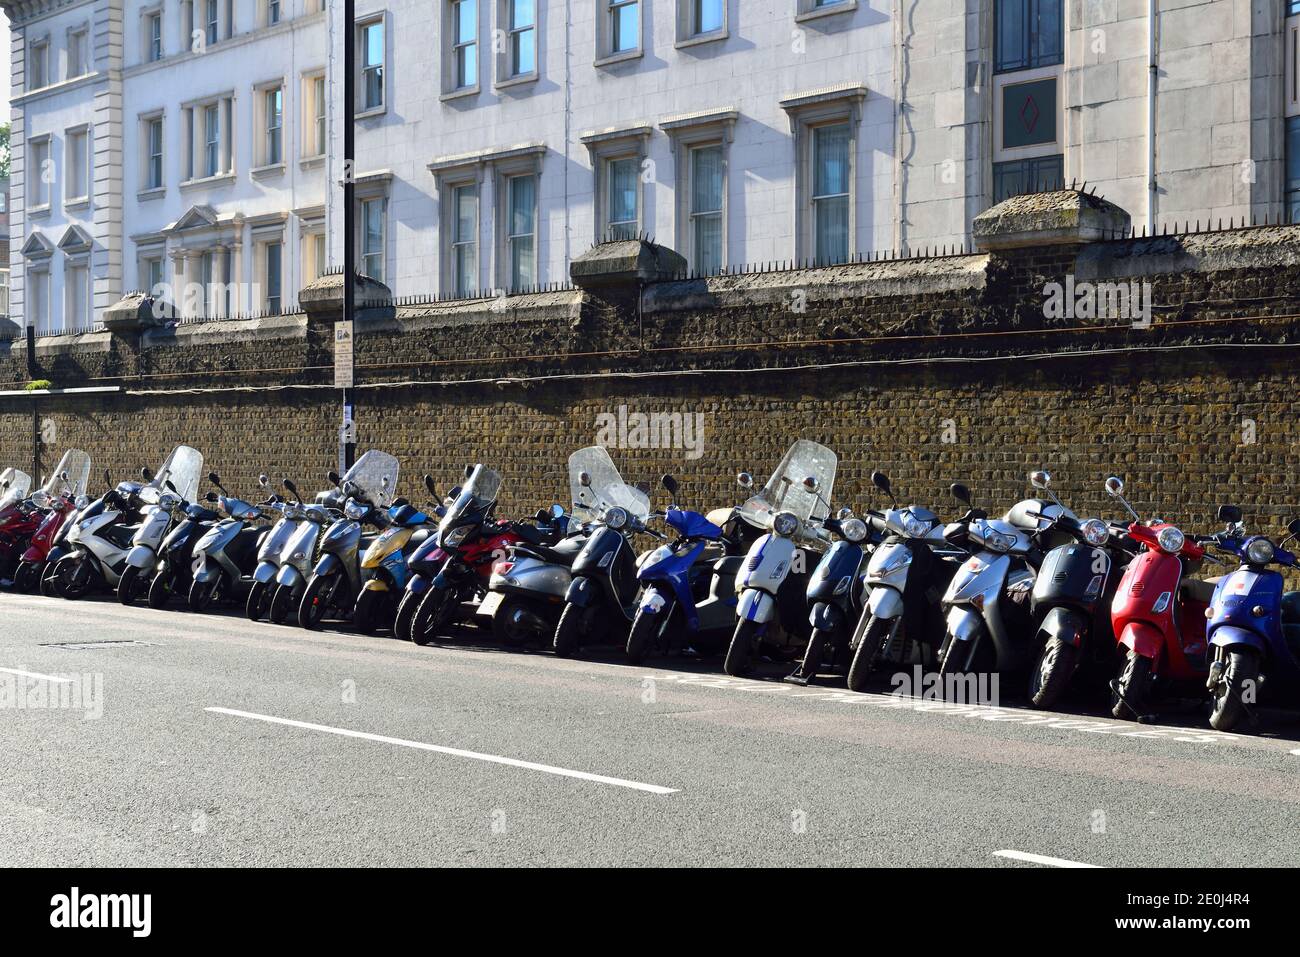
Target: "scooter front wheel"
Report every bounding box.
[12,561,40,594]
[552,603,585,658]
[298,575,337,630]
[188,576,219,613]
[1209,648,1259,732]
[626,605,667,664]
[1110,649,1154,720]
[246,579,272,622]
[724,619,758,676]
[53,556,92,600]
[352,588,383,635]
[1028,637,1077,709]
[393,589,422,642]
[268,583,296,624]
[116,565,144,606]
[147,570,175,609]
[847,616,894,693]
[411,587,455,646]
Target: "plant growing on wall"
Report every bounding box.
[24,379,52,391]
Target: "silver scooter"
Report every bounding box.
[188,471,275,612]
[118,447,205,603]
[269,478,342,624]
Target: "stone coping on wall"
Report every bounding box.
[1075,225,1300,281]
[640,254,992,314]
[140,313,308,350]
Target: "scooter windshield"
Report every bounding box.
[149,445,204,503]
[41,450,92,498]
[439,464,503,536]
[568,446,650,523]
[342,450,400,508]
[0,468,33,510]
[735,439,837,528]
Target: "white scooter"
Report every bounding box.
[723,439,837,676]
[118,446,205,603]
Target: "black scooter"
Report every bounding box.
[146,499,222,609]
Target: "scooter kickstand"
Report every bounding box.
[1108,678,1157,724]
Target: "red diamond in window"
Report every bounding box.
[1020,94,1041,133]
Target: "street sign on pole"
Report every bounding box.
[334,320,354,388]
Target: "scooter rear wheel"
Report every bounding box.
[12,561,40,594]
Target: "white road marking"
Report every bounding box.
[205,707,678,795]
[0,667,72,684]
[994,849,1101,868]
[1291,749,1300,756]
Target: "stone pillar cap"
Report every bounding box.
[101,291,174,333]
[973,189,1132,251]
[300,270,394,324]
[569,239,687,289]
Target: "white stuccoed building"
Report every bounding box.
[6,0,1300,323]
[3,0,327,334]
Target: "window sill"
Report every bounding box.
[355,105,387,120]
[63,198,91,212]
[251,162,286,180]
[594,48,644,69]
[494,73,537,92]
[28,204,52,219]
[180,172,237,190]
[137,186,166,201]
[795,1,858,24]
[440,86,480,103]
[299,154,325,170]
[675,30,727,50]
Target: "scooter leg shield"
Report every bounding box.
[809,601,842,632]
[1209,625,1267,653]
[565,576,597,607]
[737,588,775,624]
[125,545,156,570]
[1118,621,1164,661]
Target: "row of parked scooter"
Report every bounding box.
[2,440,1298,733]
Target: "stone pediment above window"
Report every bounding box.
[168,204,221,232]
[20,232,54,260]
[778,83,868,131]
[57,225,93,255]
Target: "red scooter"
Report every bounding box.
[0,468,39,584]
[1104,476,1215,720]
[11,451,93,592]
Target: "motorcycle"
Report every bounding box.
[624,474,762,665]
[1200,507,1300,732]
[1104,476,1215,721]
[551,446,658,657]
[1025,470,1140,708]
[297,450,399,630]
[352,483,444,635]
[50,468,153,599]
[188,471,277,612]
[408,465,525,646]
[12,450,93,593]
[723,439,839,676]
[484,503,582,644]
[0,468,36,584]
[117,447,205,604]
[840,472,967,692]
[784,506,882,686]
[938,476,1077,690]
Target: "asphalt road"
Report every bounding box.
[2,592,1299,868]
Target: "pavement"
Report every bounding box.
[2,591,1299,868]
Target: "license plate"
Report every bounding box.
[478,591,505,616]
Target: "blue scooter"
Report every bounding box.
[624,474,754,664]
[1200,505,1300,732]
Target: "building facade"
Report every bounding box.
[6,0,1300,326]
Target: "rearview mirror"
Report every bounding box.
[1289,518,1300,536]
[423,474,437,497]
[283,479,298,496]
[737,471,753,489]
[1217,505,1242,524]
[871,471,891,495]
[204,491,218,503]
[950,483,971,505]
[802,475,820,493]
[1029,470,1051,490]
[140,467,153,480]
[661,474,679,497]
[551,504,565,519]
[578,471,592,488]
[258,473,269,487]
[1105,476,1125,497]
[328,470,341,486]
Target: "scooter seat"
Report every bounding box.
[1180,578,1217,604]
[713,555,745,577]
[515,535,585,567]
[100,523,138,549]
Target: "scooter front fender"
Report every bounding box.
[253,561,278,584]
[126,544,156,569]
[313,553,342,578]
[565,575,597,607]
[1118,620,1163,660]
[946,606,985,644]
[737,587,775,623]
[1209,624,1267,653]
[192,558,220,584]
[1038,605,1088,649]
[867,585,904,620]
[362,577,390,593]
[276,564,303,588]
[809,600,843,632]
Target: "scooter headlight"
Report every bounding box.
[158,492,181,511]
[75,495,90,510]
[1080,518,1109,546]
[604,506,628,530]
[440,524,472,549]
[984,529,1016,553]
[840,518,867,543]
[772,511,799,538]
[903,513,929,537]
[344,500,368,521]
[29,490,51,509]
[1246,538,1276,565]
[1156,526,1185,554]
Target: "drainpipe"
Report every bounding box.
[1147,0,1158,232]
